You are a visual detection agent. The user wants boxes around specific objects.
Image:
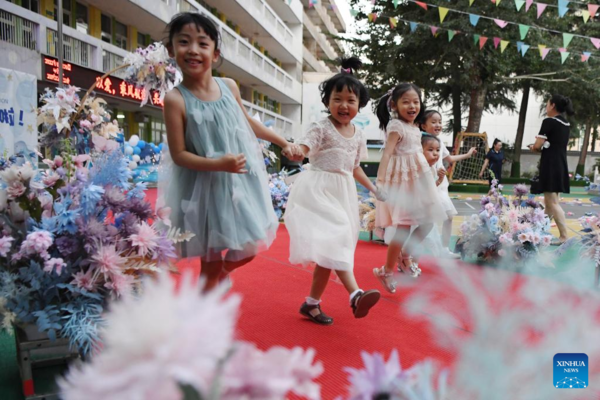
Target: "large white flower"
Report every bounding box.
[59,275,240,400]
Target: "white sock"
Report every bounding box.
[306,296,320,306]
[349,289,363,304]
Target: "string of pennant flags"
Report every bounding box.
[354,0,600,54]
[391,16,595,63]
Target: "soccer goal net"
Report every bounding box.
[448,132,490,184]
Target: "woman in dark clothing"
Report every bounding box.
[479,139,505,184]
[529,94,574,245]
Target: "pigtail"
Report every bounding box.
[564,97,575,116]
[376,93,392,131]
[339,57,363,74]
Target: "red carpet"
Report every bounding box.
[146,188,456,399]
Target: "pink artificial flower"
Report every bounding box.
[54,156,64,168]
[156,207,172,227]
[73,154,91,168]
[19,230,53,259]
[43,171,61,187]
[80,119,92,130]
[542,235,552,246]
[498,249,507,257]
[104,271,134,297]
[531,234,541,245]
[44,257,67,275]
[90,245,126,277]
[518,233,529,243]
[507,209,519,222]
[6,181,26,199]
[129,222,158,257]
[499,233,513,245]
[484,203,495,213]
[0,236,14,257]
[71,269,97,291]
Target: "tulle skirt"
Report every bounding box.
[285,169,359,271]
[376,153,446,227]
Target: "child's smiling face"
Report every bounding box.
[393,89,421,123]
[328,86,359,125]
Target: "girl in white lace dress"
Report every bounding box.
[285,58,385,326]
[373,83,446,293]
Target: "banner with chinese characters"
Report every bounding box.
[0,67,37,163]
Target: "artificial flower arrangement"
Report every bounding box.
[455,181,553,262]
[268,170,290,220]
[0,42,187,354]
[59,275,323,400]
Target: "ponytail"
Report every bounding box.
[376,92,393,131]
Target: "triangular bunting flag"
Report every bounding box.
[561,51,570,64]
[469,0,475,5]
[473,34,480,45]
[431,26,439,36]
[538,45,550,60]
[582,10,590,23]
[520,43,530,56]
[469,14,481,26]
[410,22,418,32]
[496,0,502,6]
[558,0,569,17]
[517,41,523,52]
[308,0,317,7]
[582,52,591,62]
[515,0,525,11]
[479,36,488,49]
[536,3,547,18]
[519,25,530,40]
[526,0,533,11]
[493,37,501,48]
[494,19,508,28]
[591,38,600,49]
[349,9,359,17]
[415,1,428,10]
[563,33,574,48]
[389,17,398,29]
[393,0,400,8]
[368,13,378,22]
[558,47,566,52]
[500,40,509,53]
[439,7,449,23]
[589,4,599,18]
[448,30,456,42]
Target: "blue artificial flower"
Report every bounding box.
[80,184,105,217]
[127,182,147,200]
[90,151,132,190]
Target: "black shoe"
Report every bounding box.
[299,302,334,325]
[351,290,381,318]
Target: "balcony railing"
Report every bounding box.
[102,50,128,78]
[0,9,37,50]
[243,99,294,138]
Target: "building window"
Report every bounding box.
[114,20,127,49]
[161,0,171,5]
[151,121,166,144]
[177,0,193,12]
[137,32,146,48]
[11,0,39,12]
[101,14,112,43]
[75,2,88,34]
[53,0,71,26]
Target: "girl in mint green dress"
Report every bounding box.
[159,13,298,290]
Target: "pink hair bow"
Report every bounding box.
[341,67,352,74]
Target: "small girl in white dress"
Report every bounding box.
[373,83,446,293]
[420,110,476,258]
[285,58,385,325]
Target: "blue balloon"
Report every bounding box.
[133,147,141,155]
[158,143,164,150]
[137,140,146,149]
[264,120,275,128]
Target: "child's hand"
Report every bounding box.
[219,153,247,174]
[437,167,446,180]
[282,144,302,161]
[467,147,477,157]
[373,186,387,202]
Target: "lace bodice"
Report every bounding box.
[299,118,368,174]
[386,119,423,155]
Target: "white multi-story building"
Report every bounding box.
[1,0,304,142]
[301,0,346,73]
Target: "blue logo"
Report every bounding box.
[554,353,588,389]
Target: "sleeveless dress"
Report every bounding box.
[531,116,570,194]
[436,145,457,218]
[158,78,278,261]
[285,118,368,271]
[376,119,446,227]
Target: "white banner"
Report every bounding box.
[0,67,37,164]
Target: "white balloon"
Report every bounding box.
[128,161,138,170]
[124,146,134,155]
[132,155,141,162]
[128,135,140,147]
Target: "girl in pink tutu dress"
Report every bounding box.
[372,83,446,293]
